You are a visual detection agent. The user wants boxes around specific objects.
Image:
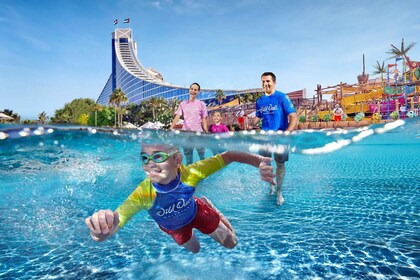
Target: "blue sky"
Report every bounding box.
[1,0,419,119]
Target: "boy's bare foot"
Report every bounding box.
[269,185,275,195]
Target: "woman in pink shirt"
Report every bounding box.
[171,83,208,164]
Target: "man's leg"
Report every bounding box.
[258,151,275,195]
[275,161,285,206]
[196,147,205,161]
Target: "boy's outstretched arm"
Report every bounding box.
[85,209,120,242]
[220,151,276,186]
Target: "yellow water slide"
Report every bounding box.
[317,88,384,119]
[341,88,383,115]
[341,88,383,106]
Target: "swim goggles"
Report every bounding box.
[140,151,176,164]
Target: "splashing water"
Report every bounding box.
[0,119,419,279]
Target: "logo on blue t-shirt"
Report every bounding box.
[256,91,295,131]
[257,104,278,114]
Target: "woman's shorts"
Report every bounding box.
[159,197,221,245]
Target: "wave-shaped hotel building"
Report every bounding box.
[97,28,305,107]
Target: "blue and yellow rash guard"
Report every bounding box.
[116,154,225,230]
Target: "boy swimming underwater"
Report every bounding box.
[85,144,275,253]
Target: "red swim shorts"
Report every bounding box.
[334,115,342,121]
[159,197,221,245]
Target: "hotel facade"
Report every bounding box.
[97,28,305,107]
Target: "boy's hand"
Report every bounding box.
[85,209,119,241]
[259,157,276,186]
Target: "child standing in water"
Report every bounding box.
[85,144,275,254]
[209,111,229,134]
[209,111,230,154]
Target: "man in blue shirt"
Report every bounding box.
[252,72,297,206]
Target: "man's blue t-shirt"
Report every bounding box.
[255,91,296,131]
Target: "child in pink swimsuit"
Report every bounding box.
[209,111,229,133]
[209,111,230,154]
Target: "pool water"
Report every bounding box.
[0,120,419,279]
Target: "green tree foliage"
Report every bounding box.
[87,106,115,127]
[38,111,48,124]
[387,38,416,59]
[109,88,128,127]
[21,119,35,124]
[122,97,180,127]
[215,89,226,105]
[51,98,95,124]
[149,96,163,120]
[1,109,20,123]
[124,103,149,125]
[153,97,173,126]
[372,60,386,83]
[244,92,253,103]
[91,103,103,127]
[78,113,89,125]
[234,94,245,104]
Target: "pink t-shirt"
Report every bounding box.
[175,100,208,132]
[209,123,229,133]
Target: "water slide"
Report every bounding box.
[317,88,384,119]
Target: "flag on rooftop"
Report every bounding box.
[123,18,130,24]
[113,19,118,25]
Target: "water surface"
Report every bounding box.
[0,120,419,279]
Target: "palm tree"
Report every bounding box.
[167,98,181,114]
[372,60,386,84]
[149,96,162,120]
[38,111,48,124]
[387,38,416,60]
[387,38,417,81]
[244,92,253,103]
[109,92,118,127]
[387,38,416,106]
[215,89,226,106]
[234,94,245,105]
[109,88,128,127]
[92,103,103,126]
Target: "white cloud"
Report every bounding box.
[148,0,210,13]
[151,1,162,9]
